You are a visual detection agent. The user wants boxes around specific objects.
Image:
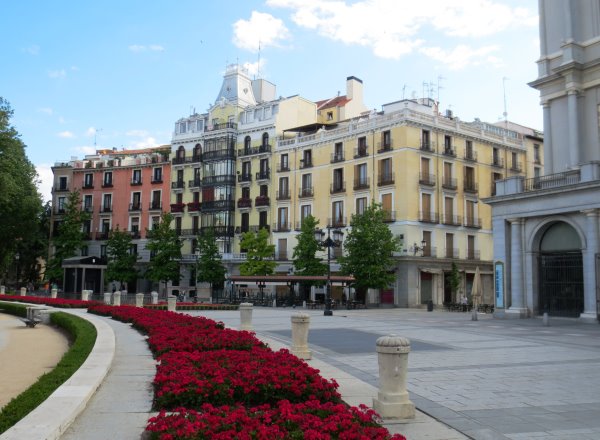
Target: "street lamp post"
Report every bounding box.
[15,252,20,289]
[315,227,344,316]
[413,239,428,256]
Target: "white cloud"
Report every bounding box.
[126,129,149,137]
[85,127,97,137]
[37,107,53,115]
[243,59,267,77]
[71,145,96,156]
[267,0,536,60]
[58,116,66,124]
[233,11,291,52]
[128,44,165,52]
[24,45,40,55]
[35,164,53,203]
[57,130,75,138]
[131,137,159,148]
[48,69,66,79]
[420,44,501,70]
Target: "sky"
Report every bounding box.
[1,0,541,202]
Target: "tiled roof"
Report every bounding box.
[316,95,351,110]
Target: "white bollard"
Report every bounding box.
[51,288,58,298]
[239,302,253,331]
[20,287,26,296]
[471,308,478,321]
[373,334,415,419]
[151,291,158,305]
[167,296,177,312]
[291,313,311,359]
[273,299,277,308]
[303,300,306,309]
[0,285,5,294]
[543,312,549,326]
[81,290,89,301]
[113,291,121,306]
[135,293,144,307]
[104,292,112,305]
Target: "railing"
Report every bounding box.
[419,173,436,186]
[237,173,252,183]
[273,222,291,232]
[328,217,347,228]
[464,217,482,228]
[203,175,236,186]
[466,250,481,260]
[187,202,201,212]
[54,208,65,215]
[464,150,478,162]
[235,225,270,234]
[149,202,162,210]
[131,179,142,186]
[276,190,290,200]
[53,186,69,192]
[170,203,185,213]
[129,230,141,239]
[330,153,345,163]
[445,248,459,259]
[171,181,185,189]
[276,252,288,261]
[421,246,436,258]
[82,182,94,189]
[237,144,271,157]
[151,177,163,184]
[510,161,522,172]
[492,157,504,168]
[419,211,439,223]
[206,121,237,132]
[100,205,112,213]
[202,149,235,161]
[420,141,434,152]
[178,228,200,236]
[255,170,270,180]
[353,178,370,190]
[442,176,457,190]
[200,226,234,237]
[201,200,234,211]
[383,210,396,222]
[129,203,141,211]
[172,156,189,165]
[534,156,541,165]
[377,140,393,153]
[443,147,456,157]
[330,182,346,194]
[463,180,478,193]
[299,159,313,169]
[354,146,368,158]
[255,196,270,207]
[523,170,581,192]
[101,181,113,188]
[188,179,201,188]
[442,214,462,226]
[237,198,252,208]
[96,231,110,240]
[191,155,202,163]
[277,164,290,172]
[378,173,395,186]
[299,187,314,198]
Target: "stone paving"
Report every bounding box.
[189,308,600,440]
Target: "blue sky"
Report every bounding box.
[1,0,540,201]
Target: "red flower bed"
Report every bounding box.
[154,349,340,408]
[144,303,239,311]
[147,400,406,440]
[0,295,100,308]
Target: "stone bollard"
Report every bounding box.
[104,292,112,305]
[135,293,144,307]
[81,290,89,301]
[273,299,277,308]
[0,285,5,294]
[51,288,58,298]
[20,287,26,296]
[239,302,253,331]
[291,313,311,359]
[372,334,415,419]
[302,300,306,309]
[113,291,121,306]
[167,296,177,312]
[151,291,158,305]
[543,312,549,326]
[471,308,478,321]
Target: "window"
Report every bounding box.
[262,132,269,147]
[381,193,392,221]
[130,217,140,232]
[176,193,183,204]
[132,169,142,184]
[244,136,251,151]
[382,130,391,148]
[153,167,162,183]
[534,144,540,163]
[357,136,367,156]
[83,195,93,212]
[445,233,454,258]
[241,161,251,181]
[356,197,367,215]
[444,196,454,224]
[81,245,88,257]
[259,211,268,229]
[193,144,201,159]
[151,216,160,229]
[420,157,431,182]
[421,130,431,149]
[278,177,289,198]
[179,121,187,134]
[464,166,475,191]
[278,207,288,230]
[333,142,344,162]
[355,163,368,188]
[151,190,161,209]
[332,201,344,227]
[241,212,250,233]
[131,192,141,209]
[103,172,112,187]
[58,176,68,190]
[422,231,432,256]
[332,168,344,192]
[175,216,182,233]
[84,173,93,188]
[534,167,541,178]
[421,193,432,221]
[301,205,312,223]
[444,135,452,154]
[280,153,288,171]
[467,235,476,259]
[57,196,66,213]
[465,140,474,159]
[301,150,312,167]
[379,158,392,184]
[101,218,111,233]
[196,120,204,132]
[259,184,268,197]
[103,194,112,211]
[301,174,312,196]
[241,186,250,199]
[327,111,334,121]
[466,200,476,224]
[100,245,107,258]
[129,244,138,255]
[177,169,184,184]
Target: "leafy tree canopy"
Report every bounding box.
[195,228,226,287]
[106,226,138,287]
[145,212,182,291]
[292,215,327,281]
[239,228,276,276]
[339,202,400,292]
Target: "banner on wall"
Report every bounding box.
[494,261,504,309]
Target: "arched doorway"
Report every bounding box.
[538,222,583,317]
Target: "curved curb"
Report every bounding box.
[0,310,115,440]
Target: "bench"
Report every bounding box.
[20,317,42,328]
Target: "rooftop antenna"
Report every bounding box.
[94,128,103,147]
[437,75,445,103]
[502,77,509,127]
[257,39,261,79]
[402,84,407,100]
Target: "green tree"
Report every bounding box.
[292,215,327,299]
[239,228,276,276]
[46,190,90,284]
[106,226,138,290]
[449,262,461,301]
[0,98,44,279]
[195,228,227,290]
[339,202,400,302]
[145,212,182,294]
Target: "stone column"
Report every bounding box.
[135,293,144,307]
[151,291,158,305]
[239,302,253,331]
[81,290,89,301]
[506,218,528,318]
[542,103,553,172]
[0,285,5,294]
[20,287,26,296]
[51,288,58,298]
[167,296,176,312]
[113,291,121,306]
[104,292,112,305]
[372,334,415,419]
[567,90,580,166]
[581,209,599,322]
[291,313,311,359]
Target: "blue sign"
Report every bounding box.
[495,261,504,308]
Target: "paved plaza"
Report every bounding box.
[188,308,600,440]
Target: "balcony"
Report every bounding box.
[172,156,189,165]
[187,201,201,212]
[202,149,235,162]
[276,190,290,200]
[172,180,185,190]
[299,159,313,169]
[510,161,523,172]
[378,173,395,186]
[442,176,458,190]
[151,177,163,184]
[492,157,504,168]
[97,231,110,240]
[255,196,270,207]
[419,173,436,186]
[101,181,113,188]
[237,197,252,209]
[207,121,237,132]
[201,226,235,237]
[201,200,234,211]
[534,156,541,165]
[443,147,456,157]
[129,230,141,239]
[203,175,236,186]
[178,228,200,237]
[330,181,346,194]
[466,249,481,260]
[464,150,478,162]
[53,185,69,192]
[129,203,142,212]
[299,187,314,198]
[149,202,162,210]
[83,205,93,213]
[277,163,290,172]
[100,205,112,213]
[419,211,439,223]
[273,222,291,232]
[236,225,270,234]
[420,141,434,152]
[523,170,581,192]
[55,207,66,215]
[255,170,270,181]
[383,210,396,223]
[463,180,478,193]
[421,246,437,258]
[464,217,482,228]
[237,144,271,157]
[354,146,368,158]
[353,177,370,190]
[130,179,142,186]
[237,173,252,183]
[445,248,459,259]
[377,140,393,153]
[188,178,201,188]
[276,251,288,261]
[330,153,345,163]
[328,217,347,228]
[442,214,462,226]
[170,203,186,213]
[82,182,94,189]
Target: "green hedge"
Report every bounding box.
[0,301,27,317]
[0,310,97,434]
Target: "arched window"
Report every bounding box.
[262,132,269,147]
[540,222,581,252]
[177,145,185,159]
[244,136,251,151]
[193,144,202,159]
